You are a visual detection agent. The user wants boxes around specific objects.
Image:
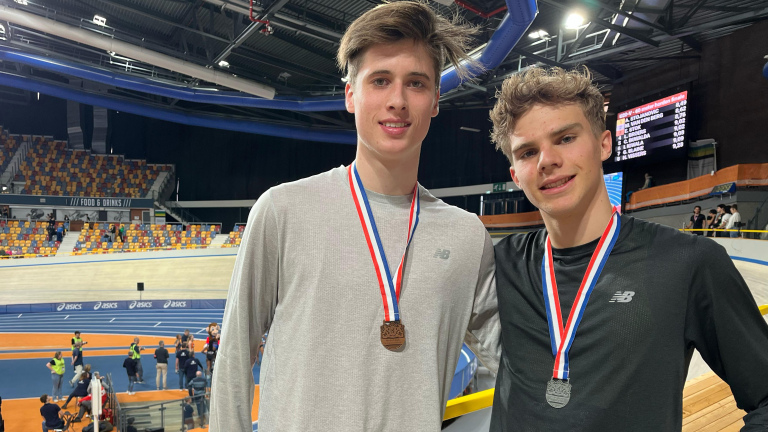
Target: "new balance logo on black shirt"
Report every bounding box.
[609,291,635,303]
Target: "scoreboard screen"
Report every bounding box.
[615,91,688,162]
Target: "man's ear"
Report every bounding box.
[345,82,355,114]
[432,87,439,117]
[510,166,520,188]
[600,130,612,161]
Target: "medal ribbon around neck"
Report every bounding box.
[542,210,621,380]
[348,161,420,322]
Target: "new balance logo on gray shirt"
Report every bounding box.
[434,249,451,259]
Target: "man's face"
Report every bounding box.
[730,207,736,214]
[508,103,611,219]
[345,39,439,163]
[694,207,701,214]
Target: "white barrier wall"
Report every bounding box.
[711,237,768,264]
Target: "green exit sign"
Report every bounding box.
[492,182,506,192]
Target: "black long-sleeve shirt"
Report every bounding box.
[492,215,768,431]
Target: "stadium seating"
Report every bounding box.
[0,127,20,176]
[0,219,65,258]
[73,223,220,255]
[222,223,245,248]
[12,136,171,198]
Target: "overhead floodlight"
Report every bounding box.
[93,15,107,27]
[0,24,5,41]
[218,60,230,68]
[14,0,29,5]
[528,29,549,39]
[1,185,7,191]
[565,13,585,29]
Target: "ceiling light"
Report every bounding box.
[218,60,230,68]
[93,15,107,27]
[1,185,7,191]
[528,29,549,39]
[565,13,585,29]
[14,0,29,5]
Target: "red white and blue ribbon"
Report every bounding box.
[348,161,420,322]
[542,211,621,380]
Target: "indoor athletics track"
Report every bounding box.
[0,308,261,431]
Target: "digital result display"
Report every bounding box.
[615,91,688,162]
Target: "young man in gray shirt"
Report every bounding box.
[209,2,500,431]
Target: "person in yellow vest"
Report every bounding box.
[71,331,87,352]
[130,337,145,383]
[45,351,65,402]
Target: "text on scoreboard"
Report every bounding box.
[615,91,688,161]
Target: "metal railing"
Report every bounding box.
[116,391,209,432]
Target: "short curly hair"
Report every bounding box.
[490,67,606,162]
[337,1,479,88]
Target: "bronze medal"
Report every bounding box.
[380,320,406,351]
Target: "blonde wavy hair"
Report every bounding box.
[490,67,606,162]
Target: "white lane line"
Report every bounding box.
[154,322,162,327]
[64,315,69,320]
[110,318,116,322]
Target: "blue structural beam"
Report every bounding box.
[0,0,537,114]
[0,72,358,144]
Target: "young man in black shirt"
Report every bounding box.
[39,394,64,430]
[488,66,768,431]
[685,205,707,235]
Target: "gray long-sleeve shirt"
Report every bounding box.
[209,166,499,431]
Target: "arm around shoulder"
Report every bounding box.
[209,190,281,432]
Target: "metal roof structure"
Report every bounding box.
[0,0,765,131]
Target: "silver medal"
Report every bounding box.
[545,378,571,408]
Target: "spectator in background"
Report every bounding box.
[118,224,125,243]
[155,341,169,390]
[184,353,203,393]
[71,331,86,352]
[125,417,138,432]
[56,224,64,243]
[639,173,655,190]
[182,397,195,431]
[63,214,70,223]
[109,224,116,243]
[73,381,106,423]
[129,337,145,383]
[39,394,64,430]
[188,371,208,428]
[203,329,219,375]
[122,351,138,395]
[181,329,191,346]
[706,209,718,237]
[46,351,65,402]
[62,364,91,409]
[727,204,741,238]
[69,342,84,387]
[716,204,731,237]
[176,342,190,390]
[685,206,706,236]
[1,206,8,219]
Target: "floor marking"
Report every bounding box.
[154,322,161,327]
[64,315,69,320]
[17,314,22,318]
[110,318,115,322]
